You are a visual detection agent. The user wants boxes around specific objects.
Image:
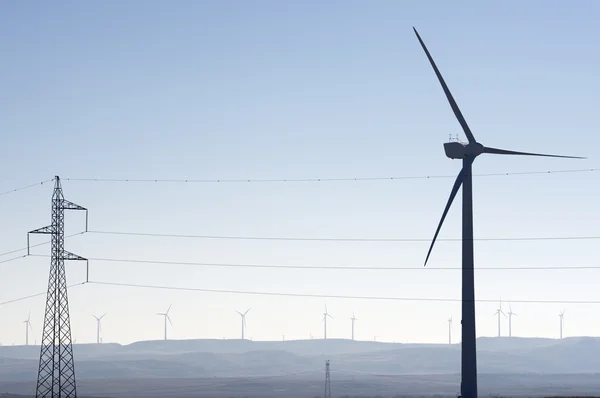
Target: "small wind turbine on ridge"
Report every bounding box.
[559,309,565,339]
[323,305,333,340]
[236,309,250,340]
[448,316,453,345]
[92,313,107,344]
[507,305,517,337]
[493,300,506,337]
[23,313,32,346]
[414,26,584,398]
[350,312,357,341]
[156,304,172,341]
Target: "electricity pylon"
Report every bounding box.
[28,176,88,398]
[324,360,331,398]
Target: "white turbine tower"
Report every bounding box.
[493,301,506,337]
[559,310,565,339]
[323,306,333,339]
[236,309,250,340]
[350,312,357,341]
[93,313,107,344]
[23,313,32,346]
[448,316,453,345]
[156,305,172,340]
[507,305,517,337]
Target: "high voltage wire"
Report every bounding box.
[86,280,600,304]
[0,282,85,307]
[64,168,598,184]
[88,230,600,243]
[0,178,55,197]
[28,255,600,271]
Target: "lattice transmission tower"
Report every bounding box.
[324,359,331,398]
[28,176,88,398]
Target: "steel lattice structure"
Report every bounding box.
[28,176,87,398]
[324,360,331,398]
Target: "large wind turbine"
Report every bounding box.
[157,305,172,340]
[350,312,357,341]
[414,27,583,398]
[323,306,333,339]
[93,313,107,344]
[494,301,506,337]
[23,313,32,346]
[236,309,250,340]
[507,305,517,337]
[559,309,565,339]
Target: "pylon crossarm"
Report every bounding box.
[29,226,52,235]
[62,251,87,262]
[61,200,86,211]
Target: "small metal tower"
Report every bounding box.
[28,176,88,398]
[324,360,331,398]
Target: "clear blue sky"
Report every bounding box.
[0,1,599,345]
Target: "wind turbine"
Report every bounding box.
[414,27,583,398]
[494,301,506,337]
[92,313,107,344]
[559,309,565,339]
[507,305,517,337]
[156,305,172,340]
[350,312,357,341]
[236,309,250,340]
[323,305,333,339]
[23,313,32,346]
[448,316,453,345]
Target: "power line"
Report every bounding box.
[86,280,600,304]
[0,178,55,197]
[29,255,600,271]
[0,282,86,307]
[87,229,600,243]
[64,168,598,184]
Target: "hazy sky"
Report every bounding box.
[0,1,599,346]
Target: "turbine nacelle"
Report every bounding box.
[444,141,484,159]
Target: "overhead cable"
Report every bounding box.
[64,168,598,184]
[29,255,600,271]
[87,230,600,243]
[0,178,55,197]
[86,280,600,304]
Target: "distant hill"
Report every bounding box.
[1,336,600,381]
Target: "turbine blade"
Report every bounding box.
[413,27,476,144]
[166,304,172,314]
[167,315,172,325]
[424,165,468,266]
[483,146,584,159]
[244,309,251,316]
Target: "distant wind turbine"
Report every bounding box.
[236,309,250,340]
[494,301,506,337]
[156,305,172,340]
[322,306,333,340]
[23,313,32,346]
[92,313,107,344]
[414,26,584,398]
[559,309,565,339]
[350,312,357,341]
[448,316,453,345]
[507,305,517,337]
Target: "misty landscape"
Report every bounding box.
[1,337,600,397]
[2,1,600,398]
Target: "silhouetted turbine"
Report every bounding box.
[414,27,583,398]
